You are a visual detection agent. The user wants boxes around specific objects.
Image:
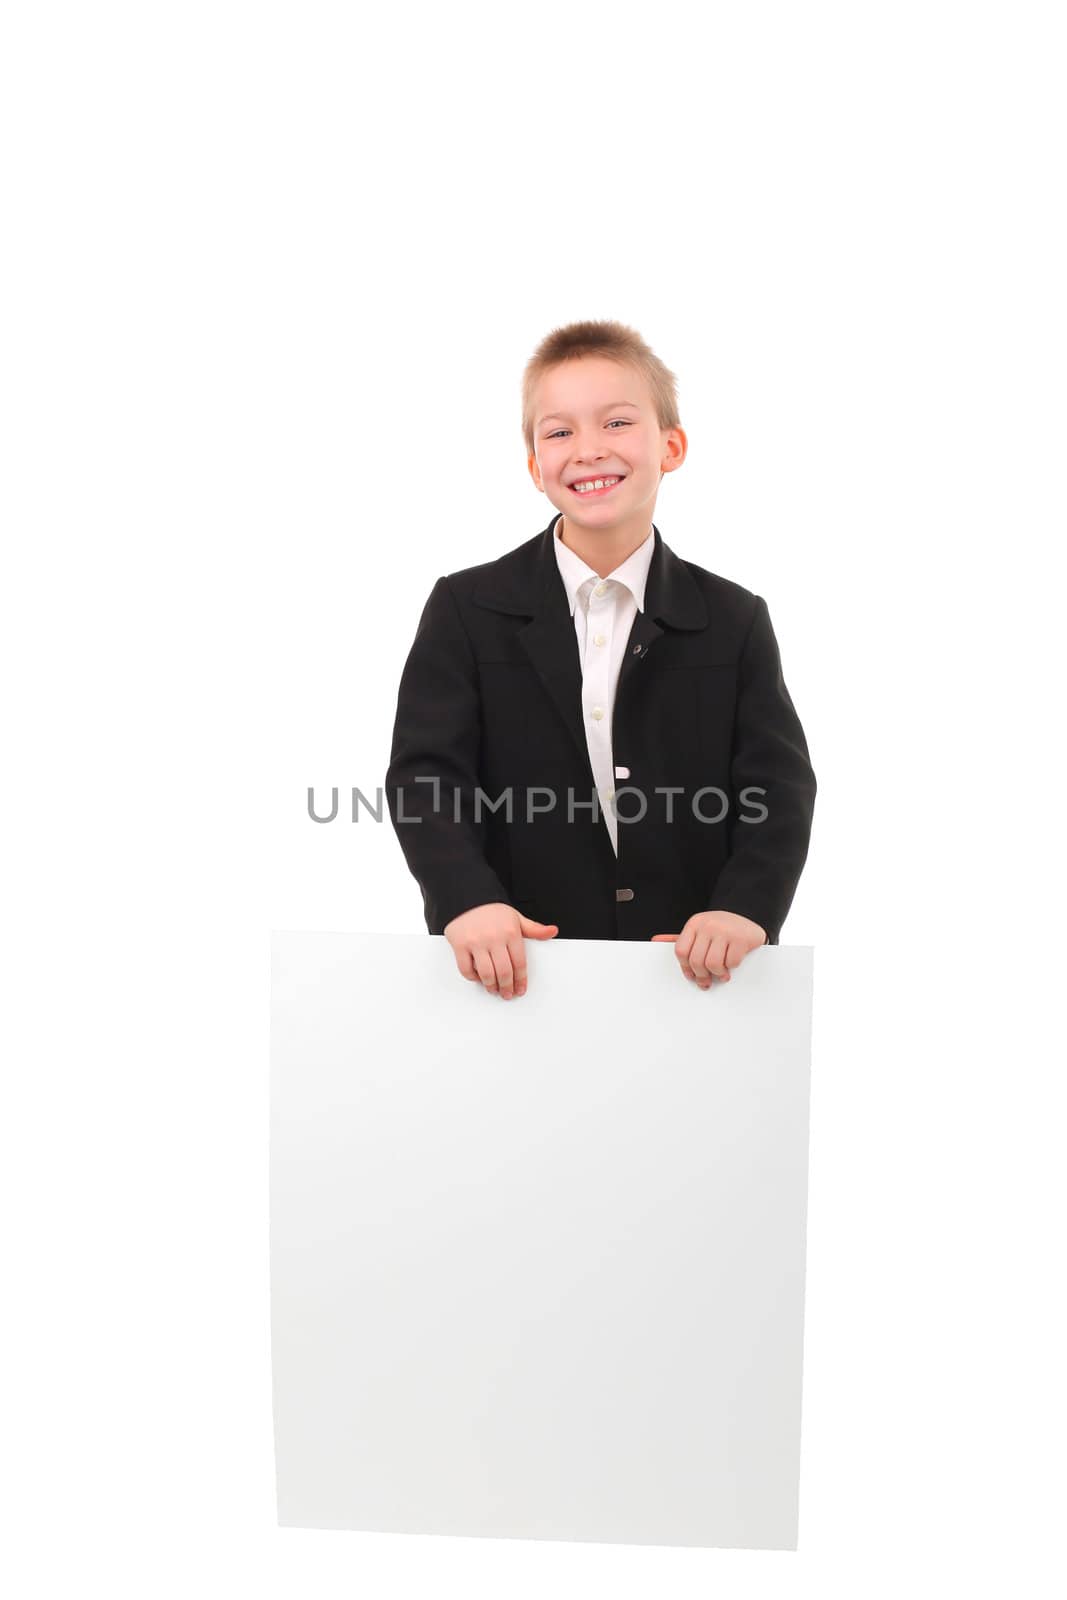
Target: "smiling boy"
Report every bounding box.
[385,319,816,999]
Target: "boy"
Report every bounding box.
[385,320,816,1000]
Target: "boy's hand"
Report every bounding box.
[443,903,558,1000]
[651,910,767,990]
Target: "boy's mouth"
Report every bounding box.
[568,475,625,498]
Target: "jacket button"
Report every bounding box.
[615,887,634,902]
[632,644,642,655]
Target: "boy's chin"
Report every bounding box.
[565,507,631,533]
[557,491,630,521]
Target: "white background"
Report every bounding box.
[2,1,1064,1594]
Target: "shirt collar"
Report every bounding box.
[551,514,656,616]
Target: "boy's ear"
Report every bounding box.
[661,425,688,474]
[527,452,544,491]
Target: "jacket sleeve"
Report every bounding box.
[708,595,817,944]
[385,575,513,933]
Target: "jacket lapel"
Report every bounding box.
[471,512,708,774]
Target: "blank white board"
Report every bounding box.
[270,932,814,1550]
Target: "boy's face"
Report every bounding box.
[527,356,686,537]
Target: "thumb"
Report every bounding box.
[650,933,680,942]
[519,916,558,938]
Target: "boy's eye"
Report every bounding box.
[545,420,632,439]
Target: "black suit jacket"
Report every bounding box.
[385,513,816,945]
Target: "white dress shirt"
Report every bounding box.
[552,514,655,855]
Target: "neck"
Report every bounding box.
[557,513,653,578]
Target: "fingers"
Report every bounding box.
[491,942,516,999]
[655,923,732,991]
[455,946,480,982]
[508,937,528,999]
[724,939,746,970]
[460,916,747,1000]
[674,923,697,984]
[651,926,698,981]
[690,932,730,988]
[466,941,522,999]
[472,946,498,994]
[449,905,547,999]
[473,942,516,998]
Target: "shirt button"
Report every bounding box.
[593,633,606,646]
[594,582,608,596]
[590,706,604,721]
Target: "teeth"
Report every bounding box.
[573,476,620,493]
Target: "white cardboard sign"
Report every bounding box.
[270,932,814,1549]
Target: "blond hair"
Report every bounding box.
[521,318,681,458]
